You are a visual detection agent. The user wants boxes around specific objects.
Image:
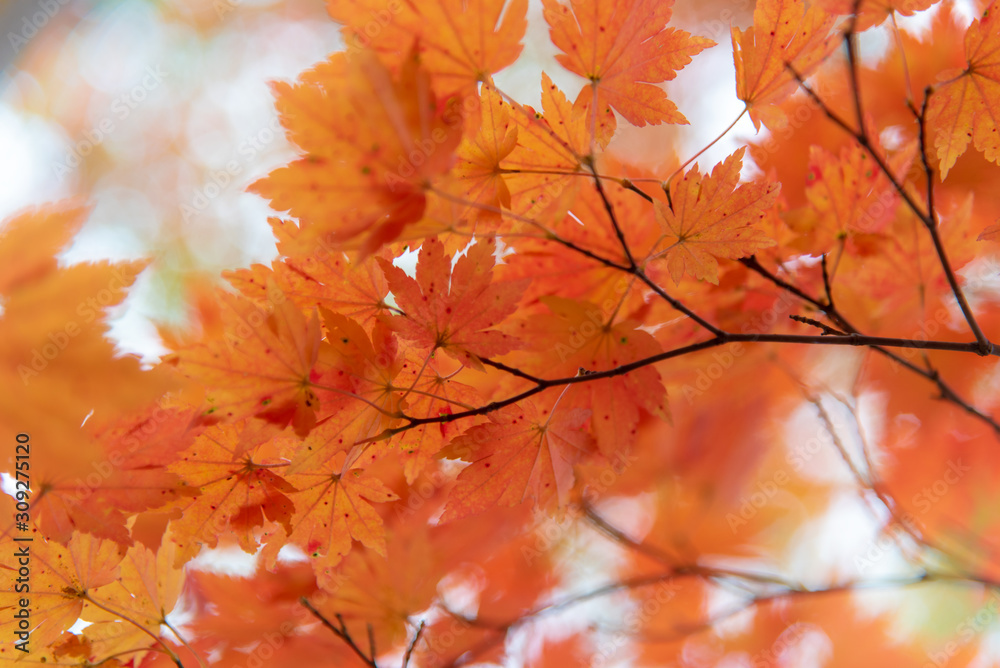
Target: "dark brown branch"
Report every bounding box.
[821,253,835,308]
[786,61,994,356]
[586,160,637,269]
[479,357,543,383]
[618,177,655,202]
[402,621,425,668]
[583,502,678,564]
[740,255,1000,435]
[789,314,846,336]
[301,598,379,668]
[367,331,998,442]
[908,87,937,225]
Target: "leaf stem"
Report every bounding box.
[662,107,748,199]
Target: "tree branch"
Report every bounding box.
[301,598,379,668]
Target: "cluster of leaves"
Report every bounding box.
[6,0,1000,665]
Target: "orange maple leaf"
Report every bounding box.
[85,535,185,663]
[262,450,398,590]
[817,0,938,31]
[377,236,527,369]
[928,0,1000,180]
[328,0,528,95]
[165,285,337,437]
[449,85,519,226]
[786,141,909,256]
[0,204,86,295]
[378,359,482,483]
[653,148,779,284]
[542,0,714,130]
[305,522,438,651]
[167,422,297,564]
[732,0,838,131]
[250,49,462,255]
[31,407,199,547]
[225,221,394,329]
[0,521,124,652]
[519,296,669,457]
[504,73,612,220]
[285,312,409,474]
[442,402,592,521]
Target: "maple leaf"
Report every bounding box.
[165,285,335,437]
[928,0,1000,180]
[226,218,394,327]
[449,85,519,226]
[20,404,205,548]
[292,319,478,481]
[732,0,838,131]
[306,522,438,653]
[467,73,601,232]
[817,0,938,31]
[518,296,669,456]
[77,536,185,664]
[261,450,398,590]
[786,140,912,256]
[167,422,298,564]
[0,204,86,296]
[442,402,593,521]
[653,148,780,284]
[249,48,462,255]
[285,312,409,474]
[377,236,527,369]
[101,538,183,630]
[376,358,482,483]
[542,0,714,130]
[0,522,124,652]
[328,0,529,95]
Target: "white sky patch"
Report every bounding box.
[1,472,17,497]
[275,542,309,564]
[0,101,71,222]
[971,626,1000,668]
[188,544,259,576]
[783,399,856,486]
[437,563,486,619]
[783,491,883,587]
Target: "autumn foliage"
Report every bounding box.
[8,0,1000,666]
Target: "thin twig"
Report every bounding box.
[162,619,207,668]
[301,598,379,668]
[586,160,637,269]
[402,621,426,668]
[480,357,544,383]
[84,594,185,668]
[789,314,846,336]
[821,253,835,308]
